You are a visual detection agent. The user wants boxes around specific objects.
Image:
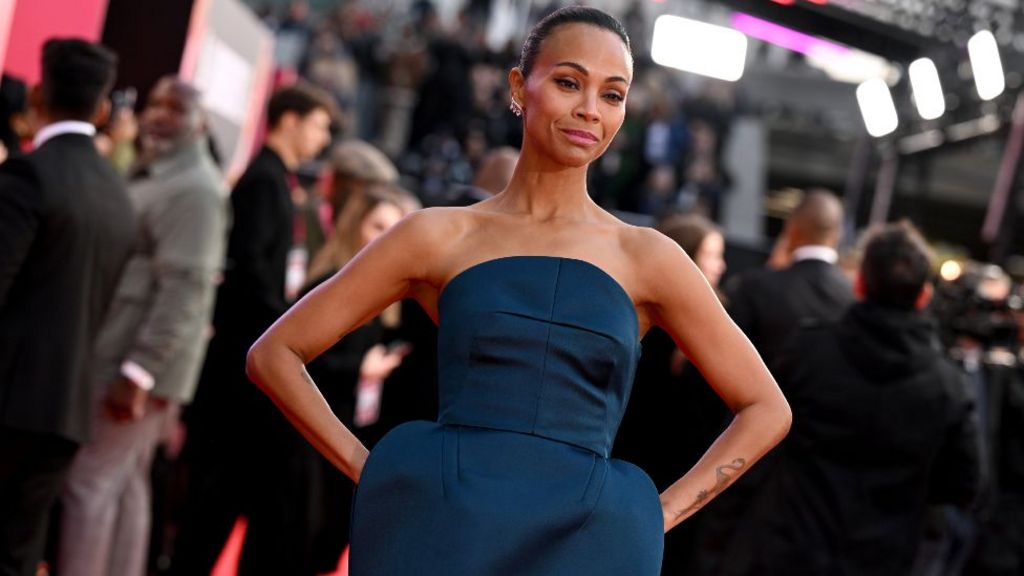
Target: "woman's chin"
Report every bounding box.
[549,147,601,169]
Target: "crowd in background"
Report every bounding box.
[1,1,1023,576]
[253,0,737,220]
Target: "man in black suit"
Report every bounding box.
[726,189,855,366]
[713,221,980,575]
[689,189,855,575]
[0,39,135,576]
[172,83,334,575]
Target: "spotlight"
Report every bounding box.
[909,58,945,120]
[968,30,1005,101]
[651,15,748,82]
[940,260,963,282]
[856,78,899,137]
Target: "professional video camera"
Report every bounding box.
[931,261,1022,353]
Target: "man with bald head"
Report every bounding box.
[687,190,855,576]
[58,76,228,576]
[727,189,854,367]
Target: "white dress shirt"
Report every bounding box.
[32,120,97,148]
[792,245,838,265]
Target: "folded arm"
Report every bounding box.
[246,208,444,482]
[635,230,792,532]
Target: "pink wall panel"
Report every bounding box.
[0,0,16,71]
[2,0,110,84]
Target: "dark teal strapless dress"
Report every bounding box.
[350,256,664,574]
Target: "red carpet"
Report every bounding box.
[211,518,349,576]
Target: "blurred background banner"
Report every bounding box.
[2,0,109,84]
[184,0,275,180]
[0,0,16,72]
[102,0,274,180]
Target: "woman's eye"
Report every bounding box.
[556,78,578,89]
[604,92,625,103]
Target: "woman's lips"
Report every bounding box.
[560,129,599,146]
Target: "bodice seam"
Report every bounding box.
[530,259,561,434]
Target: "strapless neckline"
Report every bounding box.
[438,255,639,332]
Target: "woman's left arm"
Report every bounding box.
[634,230,791,532]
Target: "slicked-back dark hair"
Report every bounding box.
[519,6,631,78]
[41,38,118,121]
[860,220,934,310]
[266,82,337,130]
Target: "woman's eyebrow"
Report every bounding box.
[554,61,630,85]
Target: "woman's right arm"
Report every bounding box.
[246,208,447,483]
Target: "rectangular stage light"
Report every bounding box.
[968,30,1005,101]
[908,58,945,120]
[651,15,748,82]
[856,78,898,137]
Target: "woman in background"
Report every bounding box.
[661,213,727,298]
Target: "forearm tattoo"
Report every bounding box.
[300,368,317,388]
[676,458,746,519]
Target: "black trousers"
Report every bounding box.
[170,420,324,575]
[0,427,77,576]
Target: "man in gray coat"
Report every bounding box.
[58,77,228,576]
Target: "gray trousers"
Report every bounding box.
[58,399,170,576]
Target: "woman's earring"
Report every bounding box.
[510,99,523,117]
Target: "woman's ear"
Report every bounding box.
[508,67,525,110]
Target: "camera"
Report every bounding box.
[932,261,1021,352]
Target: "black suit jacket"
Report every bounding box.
[688,257,855,575]
[0,133,135,444]
[213,146,292,338]
[727,257,855,368]
[187,146,293,450]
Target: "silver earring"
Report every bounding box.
[510,99,523,117]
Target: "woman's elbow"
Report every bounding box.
[245,337,272,392]
[766,394,793,446]
[776,398,793,441]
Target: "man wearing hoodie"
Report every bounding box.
[711,221,980,576]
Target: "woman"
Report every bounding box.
[248,7,790,575]
[661,212,727,294]
[302,184,417,573]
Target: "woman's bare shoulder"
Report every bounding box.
[617,221,682,264]
[391,205,478,251]
[616,223,694,297]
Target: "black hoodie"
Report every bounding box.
[713,301,981,576]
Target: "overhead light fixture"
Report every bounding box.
[651,15,748,82]
[856,78,898,137]
[908,58,945,120]
[968,30,1005,100]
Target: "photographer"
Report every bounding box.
[934,263,1024,575]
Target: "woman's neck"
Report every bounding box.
[495,145,595,222]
